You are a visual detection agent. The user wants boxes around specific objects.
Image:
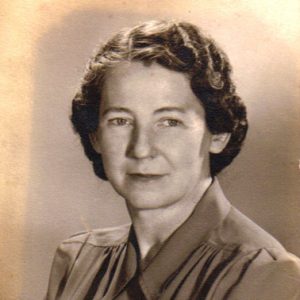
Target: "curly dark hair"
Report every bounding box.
[71,20,248,180]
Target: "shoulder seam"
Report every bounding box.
[62,239,127,247]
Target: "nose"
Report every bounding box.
[126,125,156,159]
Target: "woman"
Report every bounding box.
[46,20,300,299]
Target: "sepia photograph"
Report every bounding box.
[1,1,300,299]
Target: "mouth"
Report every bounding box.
[128,173,166,182]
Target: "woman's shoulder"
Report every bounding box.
[62,223,131,248]
[51,223,131,278]
[211,205,286,254]
[208,205,300,298]
[46,224,131,299]
[224,247,300,299]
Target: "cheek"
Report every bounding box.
[99,130,129,155]
[158,130,206,159]
[99,131,130,176]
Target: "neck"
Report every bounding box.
[127,177,212,267]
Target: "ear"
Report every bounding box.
[89,132,102,154]
[209,133,231,154]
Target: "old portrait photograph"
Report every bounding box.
[1,1,300,299]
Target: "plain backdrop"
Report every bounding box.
[1,1,299,299]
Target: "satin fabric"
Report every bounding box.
[46,180,300,299]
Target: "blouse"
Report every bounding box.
[46,180,300,299]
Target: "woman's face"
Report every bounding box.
[92,62,214,211]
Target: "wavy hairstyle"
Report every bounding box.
[71,20,248,180]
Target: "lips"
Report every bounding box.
[128,173,166,182]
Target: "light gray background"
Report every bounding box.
[22,8,300,299]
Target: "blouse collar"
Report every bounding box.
[111,178,231,299]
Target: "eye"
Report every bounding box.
[159,119,183,128]
[108,118,133,127]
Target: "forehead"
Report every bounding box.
[101,61,203,114]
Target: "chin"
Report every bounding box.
[124,191,178,211]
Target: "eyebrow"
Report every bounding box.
[102,106,186,116]
[102,107,132,116]
[154,107,186,114]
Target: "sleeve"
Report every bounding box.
[227,249,300,300]
[45,239,84,300]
